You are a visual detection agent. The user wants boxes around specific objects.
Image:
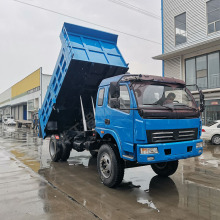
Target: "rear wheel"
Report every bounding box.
[49,135,62,162]
[60,142,72,161]
[97,143,124,188]
[211,135,220,145]
[151,160,178,177]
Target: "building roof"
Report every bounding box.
[153,37,220,60]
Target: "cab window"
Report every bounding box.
[108,85,130,113]
[98,88,105,106]
[119,85,130,113]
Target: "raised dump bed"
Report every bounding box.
[39,23,128,138]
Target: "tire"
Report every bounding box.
[211,135,220,145]
[89,150,98,157]
[49,135,62,162]
[97,143,124,188]
[60,142,72,161]
[151,160,178,177]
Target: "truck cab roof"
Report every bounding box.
[99,74,186,87]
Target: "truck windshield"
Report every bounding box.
[133,83,197,110]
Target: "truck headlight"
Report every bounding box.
[140,148,158,154]
[196,142,203,148]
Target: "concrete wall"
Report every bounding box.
[14,106,18,120]
[164,57,182,79]
[163,0,220,54]
[0,68,51,121]
[10,90,40,106]
[0,88,11,108]
[2,106,11,116]
[11,106,16,119]
[19,105,23,120]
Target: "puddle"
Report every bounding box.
[10,149,40,172]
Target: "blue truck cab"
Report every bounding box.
[39,23,204,188]
[97,75,203,159]
[94,74,204,186]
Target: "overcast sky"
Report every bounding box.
[0,0,162,94]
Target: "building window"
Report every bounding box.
[108,85,130,113]
[175,12,187,45]
[27,99,34,111]
[185,51,220,90]
[196,55,207,90]
[119,85,130,113]
[207,0,220,34]
[208,52,220,88]
[185,58,196,89]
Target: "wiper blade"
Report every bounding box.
[173,104,197,111]
[143,104,173,111]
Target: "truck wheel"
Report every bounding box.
[97,143,124,188]
[89,150,98,157]
[49,135,62,162]
[61,142,72,161]
[151,160,178,177]
[212,135,220,145]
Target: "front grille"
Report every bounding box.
[146,128,198,144]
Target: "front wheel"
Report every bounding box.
[151,160,178,177]
[97,143,124,188]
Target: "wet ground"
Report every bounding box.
[1,124,220,219]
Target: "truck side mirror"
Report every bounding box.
[199,90,205,112]
[200,103,205,112]
[109,82,120,98]
[109,98,120,109]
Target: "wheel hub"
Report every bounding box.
[214,136,220,144]
[100,153,111,178]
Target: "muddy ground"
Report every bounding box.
[1,124,220,220]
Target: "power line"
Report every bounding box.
[12,0,161,45]
[106,0,161,20]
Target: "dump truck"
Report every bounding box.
[39,23,204,188]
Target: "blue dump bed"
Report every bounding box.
[39,23,128,138]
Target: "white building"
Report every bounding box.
[0,68,51,121]
[154,0,220,125]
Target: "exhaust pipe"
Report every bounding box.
[91,96,95,118]
[80,96,87,131]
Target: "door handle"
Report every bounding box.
[105,119,110,125]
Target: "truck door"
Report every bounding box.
[95,87,106,129]
[105,84,134,157]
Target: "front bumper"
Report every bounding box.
[136,139,203,164]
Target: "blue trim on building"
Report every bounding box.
[161,0,164,76]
